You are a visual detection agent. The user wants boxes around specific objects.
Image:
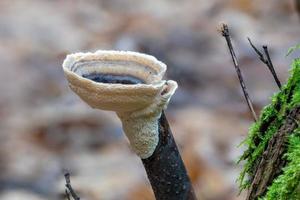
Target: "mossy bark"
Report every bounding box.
[246,106,300,199]
[239,58,300,200]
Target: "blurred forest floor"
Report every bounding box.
[0,0,299,199]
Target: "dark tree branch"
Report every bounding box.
[62,113,196,200]
[64,172,80,200]
[142,112,196,200]
[247,38,282,89]
[220,24,258,122]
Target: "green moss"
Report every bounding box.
[286,44,300,57]
[263,128,300,200]
[238,58,300,194]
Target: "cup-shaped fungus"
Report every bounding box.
[62,50,177,158]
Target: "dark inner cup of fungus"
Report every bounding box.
[83,74,145,85]
[71,59,160,85]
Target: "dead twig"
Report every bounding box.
[64,172,80,200]
[65,189,71,200]
[247,38,282,89]
[220,24,258,121]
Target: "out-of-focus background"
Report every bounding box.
[0,0,299,199]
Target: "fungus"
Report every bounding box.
[62,50,196,199]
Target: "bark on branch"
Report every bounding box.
[246,105,300,200]
[142,112,197,200]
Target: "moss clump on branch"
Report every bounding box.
[262,129,300,199]
[238,58,300,199]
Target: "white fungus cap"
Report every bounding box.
[62,50,177,158]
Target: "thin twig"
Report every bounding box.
[247,38,282,89]
[220,24,258,122]
[263,45,282,89]
[247,38,266,64]
[64,172,80,200]
[65,189,71,200]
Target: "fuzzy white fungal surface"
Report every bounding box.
[62,50,177,158]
